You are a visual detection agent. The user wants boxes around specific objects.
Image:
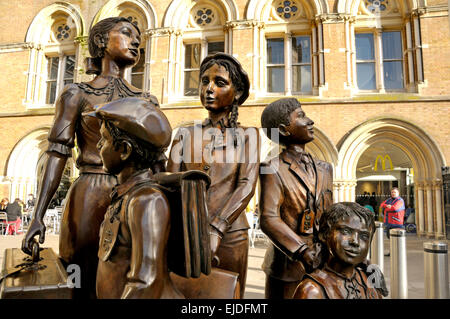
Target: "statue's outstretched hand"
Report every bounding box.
[22,218,46,255]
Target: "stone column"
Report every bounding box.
[23,43,38,104]
[317,19,325,87]
[33,45,44,105]
[311,23,319,91]
[425,181,434,236]
[405,19,415,91]
[416,181,425,236]
[334,181,344,203]
[142,32,152,93]
[285,32,292,95]
[433,180,444,238]
[412,9,424,82]
[374,28,385,92]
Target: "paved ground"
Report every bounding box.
[0,232,448,299]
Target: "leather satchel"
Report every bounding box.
[154,170,211,278]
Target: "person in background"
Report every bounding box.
[26,194,35,210]
[380,187,405,256]
[0,198,8,212]
[5,198,22,234]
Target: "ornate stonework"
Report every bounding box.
[359,0,400,16]
[270,0,306,22]
[51,18,75,43]
[189,3,221,28]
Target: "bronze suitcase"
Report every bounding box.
[170,268,240,299]
[0,243,73,299]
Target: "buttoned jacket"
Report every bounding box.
[260,149,333,281]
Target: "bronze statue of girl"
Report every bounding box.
[167,53,260,298]
[22,17,159,299]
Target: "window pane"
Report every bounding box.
[64,55,75,79]
[184,70,199,96]
[132,49,145,74]
[267,39,284,64]
[46,81,57,104]
[293,65,312,92]
[185,44,201,69]
[382,32,402,60]
[292,36,311,64]
[48,57,59,79]
[267,66,284,92]
[384,61,404,89]
[131,49,145,89]
[131,74,143,89]
[356,62,376,90]
[356,34,374,60]
[208,42,224,55]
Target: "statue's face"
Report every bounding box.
[282,107,314,144]
[104,21,140,66]
[200,63,236,113]
[97,122,124,175]
[327,215,371,266]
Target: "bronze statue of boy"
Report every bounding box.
[259,98,333,299]
[91,97,183,298]
[293,202,385,299]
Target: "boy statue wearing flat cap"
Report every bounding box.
[259,98,333,299]
[92,97,183,299]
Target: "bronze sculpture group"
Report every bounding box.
[20,17,386,299]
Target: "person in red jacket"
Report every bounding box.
[380,187,405,241]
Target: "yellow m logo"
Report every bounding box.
[374,155,393,171]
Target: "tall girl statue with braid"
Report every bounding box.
[167,53,260,298]
[22,17,161,299]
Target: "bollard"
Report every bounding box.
[390,228,408,299]
[370,222,384,272]
[423,241,449,299]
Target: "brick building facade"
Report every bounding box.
[0,0,449,238]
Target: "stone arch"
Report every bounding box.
[5,127,77,202]
[25,2,85,44]
[92,0,157,30]
[336,0,425,15]
[336,117,446,238]
[245,0,329,20]
[163,0,239,28]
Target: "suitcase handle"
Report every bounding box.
[31,240,40,263]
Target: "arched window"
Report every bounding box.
[45,16,76,104]
[352,0,423,93]
[266,1,313,94]
[24,4,83,108]
[118,8,148,90]
[92,0,157,93]
[182,2,226,97]
[250,0,325,96]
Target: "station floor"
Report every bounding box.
[0,232,448,299]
